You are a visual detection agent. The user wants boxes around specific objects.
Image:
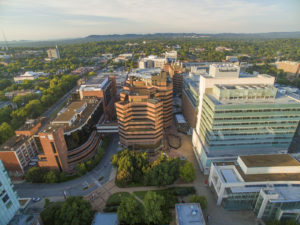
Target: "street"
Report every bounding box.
[15,134,119,198]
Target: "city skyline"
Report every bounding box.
[0,0,299,40]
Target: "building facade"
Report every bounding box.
[208,154,300,222]
[175,203,206,225]
[0,160,20,225]
[115,71,172,150]
[37,76,116,172]
[192,63,300,174]
[0,120,41,176]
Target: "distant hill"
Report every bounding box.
[2,32,300,47]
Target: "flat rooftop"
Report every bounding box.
[240,154,300,168]
[54,101,86,123]
[176,203,206,225]
[206,92,300,106]
[0,135,31,152]
[92,213,118,225]
[45,99,101,133]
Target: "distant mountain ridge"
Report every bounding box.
[2,32,300,47]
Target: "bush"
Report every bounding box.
[41,196,94,225]
[189,194,208,210]
[106,192,131,207]
[169,187,196,196]
[44,170,59,183]
[25,167,49,183]
[179,161,196,182]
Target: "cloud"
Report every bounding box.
[0,0,299,40]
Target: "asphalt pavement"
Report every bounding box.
[15,134,120,198]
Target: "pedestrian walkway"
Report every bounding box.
[86,132,257,225]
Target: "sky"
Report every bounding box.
[0,0,299,40]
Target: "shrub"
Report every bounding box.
[189,194,208,210]
[179,161,196,182]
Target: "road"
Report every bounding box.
[15,134,120,198]
[42,84,79,118]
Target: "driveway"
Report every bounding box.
[14,134,120,198]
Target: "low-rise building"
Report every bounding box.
[37,76,116,172]
[0,160,20,225]
[14,71,48,83]
[175,203,206,225]
[0,120,41,176]
[92,213,119,225]
[139,55,166,69]
[277,61,300,78]
[208,154,300,222]
[5,90,41,99]
[165,50,177,62]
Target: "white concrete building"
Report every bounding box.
[14,71,48,83]
[208,154,300,222]
[138,55,166,69]
[190,63,300,174]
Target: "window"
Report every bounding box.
[2,194,9,203]
[50,142,57,153]
[6,200,12,209]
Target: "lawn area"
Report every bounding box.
[104,192,134,212]
[133,186,196,200]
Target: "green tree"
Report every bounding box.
[117,196,144,225]
[144,191,165,225]
[189,194,208,210]
[0,122,14,144]
[44,170,59,183]
[76,162,87,176]
[179,161,195,182]
[41,196,94,225]
[25,167,48,183]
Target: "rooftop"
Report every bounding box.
[176,203,206,225]
[92,213,118,225]
[240,154,300,168]
[45,99,101,133]
[206,91,300,106]
[53,101,87,123]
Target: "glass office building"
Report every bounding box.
[0,160,20,225]
[196,84,300,171]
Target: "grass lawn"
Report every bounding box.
[133,186,196,200]
[106,192,132,207]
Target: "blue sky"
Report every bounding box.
[0,0,299,40]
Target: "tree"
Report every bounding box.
[0,122,14,144]
[117,196,144,225]
[25,167,48,183]
[76,162,87,176]
[189,194,208,210]
[41,196,94,225]
[44,170,59,183]
[144,191,165,225]
[179,161,195,182]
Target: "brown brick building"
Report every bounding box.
[0,120,41,175]
[36,76,116,172]
[115,71,173,150]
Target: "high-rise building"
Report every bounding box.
[46,45,60,60]
[192,63,300,174]
[115,70,172,150]
[0,160,20,225]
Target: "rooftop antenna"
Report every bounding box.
[1,29,9,52]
